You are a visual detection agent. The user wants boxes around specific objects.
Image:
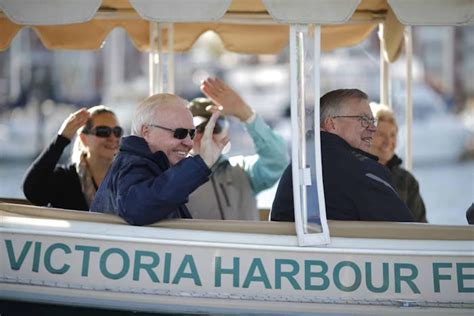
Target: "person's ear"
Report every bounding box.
[323,117,335,132]
[141,124,150,138]
[79,132,88,146]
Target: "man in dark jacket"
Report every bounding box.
[271,89,414,222]
[90,94,228,225]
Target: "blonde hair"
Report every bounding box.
[370,102,398,130]
[71,105,116,164]
[131,93,189,136]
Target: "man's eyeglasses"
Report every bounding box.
[195,117,226,134]
[332,115,377,128]
[83,126,123,138]
[149,124,196,140]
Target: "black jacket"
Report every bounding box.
[386,155,427,222]
[271,132,414,222]
[90,136,211,225]
[22,135,88,211]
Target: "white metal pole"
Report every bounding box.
[297,28,307,230]
[148,22,164,95]
[157,23,165,93]
[9,30,21,101]
[442,27,455,97]
[313,24,329,244]
[378,23,391,107]
[168,23,175,93]
[157,23,164,93]
[404,26,413,171]
[290,25,306,243]
[104,29,125,99]
[313,25,321,175]
[149,22,158,95]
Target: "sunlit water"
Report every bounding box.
[1,159,472,225]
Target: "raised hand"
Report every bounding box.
[199,111,230,168]
[200,78,254,122]
[58,108,90,140]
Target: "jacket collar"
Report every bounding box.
[120,136,170,169]
[211,155,229,171]
[321,131,379,161]
[386,154,402,169]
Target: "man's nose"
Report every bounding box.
[182,135,194,147]
[367,124,377,132]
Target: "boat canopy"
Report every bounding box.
[1,0,472,60]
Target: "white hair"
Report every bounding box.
[131,93,189,136]
[370,102,398,128]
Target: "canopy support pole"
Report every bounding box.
[378,23,391,107]
[167,23,175,93]
[442,27,455,97]
[148,22,164,95]
[290,25,307,239]
[104,29,125,99]
[290,24,329,246]
[404,26,413,171]
[9,30,22,102]
[312,25,329,243]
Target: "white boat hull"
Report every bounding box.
[1,203,473,314]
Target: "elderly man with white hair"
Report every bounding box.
[91,93,227,225]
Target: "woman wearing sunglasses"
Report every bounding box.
[23,105,122,211]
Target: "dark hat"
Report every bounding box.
[188,97,223,126]
[189,97,213,118]
[188,97,228,133]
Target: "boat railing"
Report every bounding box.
[1,202,472,241]
[0,197,31,205]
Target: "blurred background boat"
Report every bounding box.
[395,83,471,164]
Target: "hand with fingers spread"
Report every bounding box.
[58,108,90,140]
[186,78,289,220]
[200,77,254,122]
[199,111,230,167]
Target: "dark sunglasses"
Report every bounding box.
[196,117,226,134]
[149,124,196,140]
[83,126,123,138]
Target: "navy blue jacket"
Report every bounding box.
[271,132,414,222]
[90,136,211,225]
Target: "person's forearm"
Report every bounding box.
[245,115,289,193]
[23,135,70,204]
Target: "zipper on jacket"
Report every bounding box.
[219,183,231,207]
[211,177,225,219]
